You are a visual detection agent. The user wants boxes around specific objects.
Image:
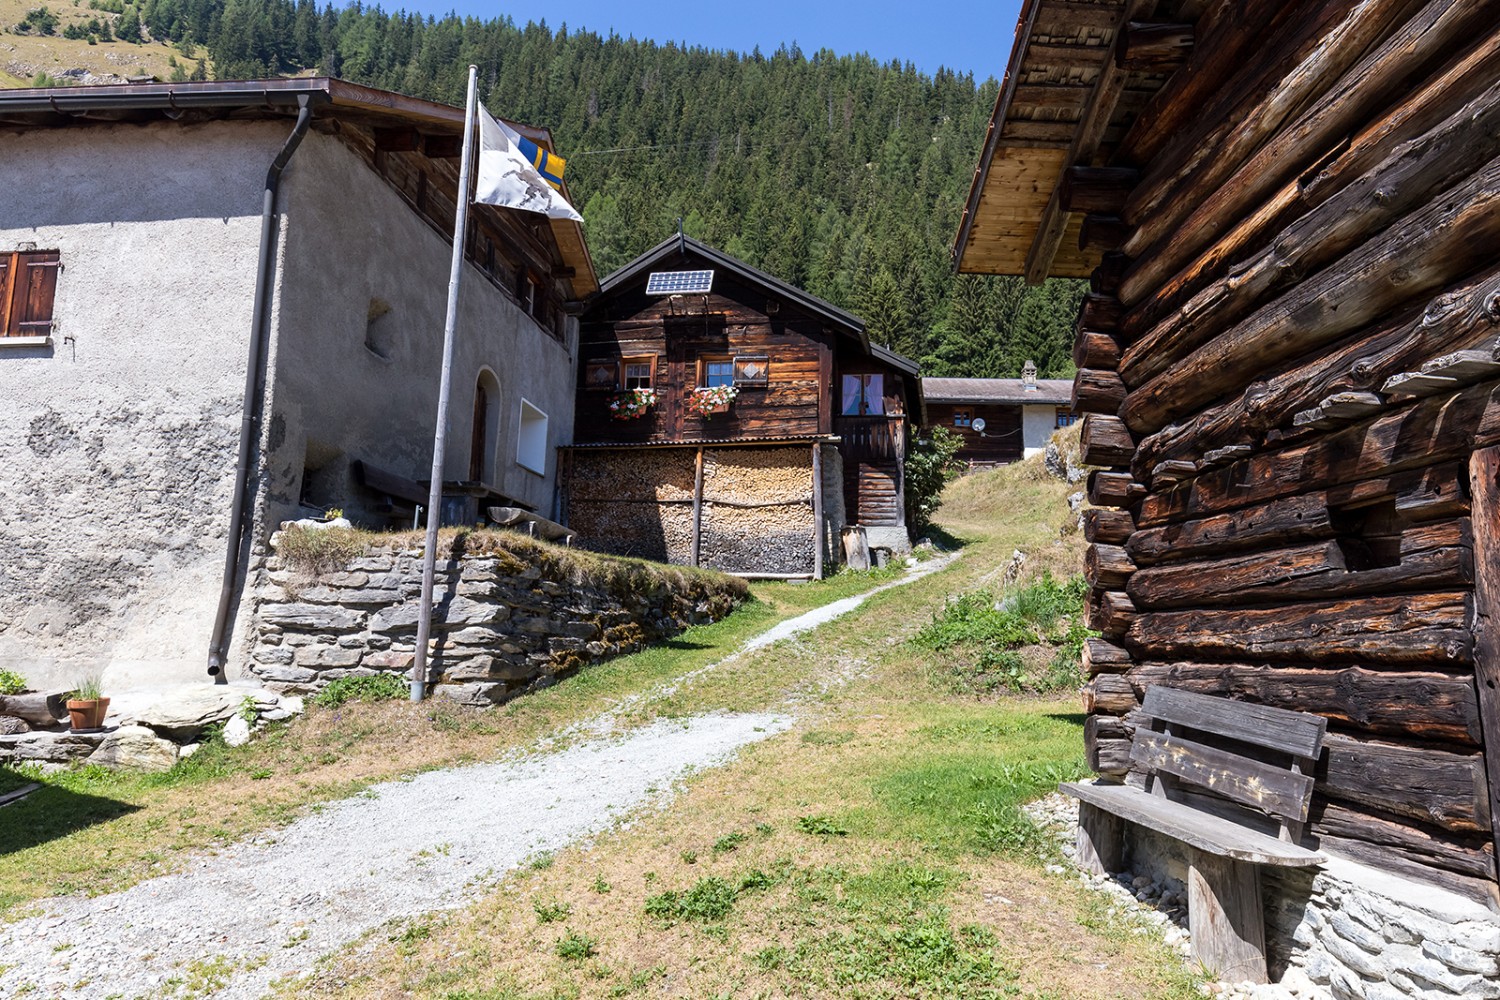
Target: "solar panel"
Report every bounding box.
[646,269,714,295]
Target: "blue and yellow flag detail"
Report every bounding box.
[515,135,566,191]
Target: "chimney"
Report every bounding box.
[1022,360,1038,390]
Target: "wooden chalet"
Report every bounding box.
[923,371,1075,467]
[563,235,921,577]
[954,0,1500,986]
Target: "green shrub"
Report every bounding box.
[533,900,572,924]
[904,426,965,535]
[0,670,27,696]
[311,672,407,708]
[16,7,59,35]
[644,876,737,922]
[796,815,848,837]
[554,929,596,960]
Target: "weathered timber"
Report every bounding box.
[1466,446,1500,875]
[1149,460,1197,485]
[1319,732,1490,833]
[1145,685,1326,759]
[1088,471,1147,509]
[1086,714,1133,775]
[1126,592,1473,667]
[1188,851,1268,983]
[1114,21,1194,71]
[1073,369,1127,416]
[1085,589,1137,637]
[1058,167,1140,215]
[1086,543,1136,590]
[1311,392,1384,422]
[1084,672,1140,715]
[1077,802,1127,871]
[1073,331,1122,371]
[1135,377,1486,526]
[1081,413,1135,467]
[1125,661,1482,745]
[0,692,67,726]
[1079,214,1132,252]
[1310,800,1498,884]
[1132,265,1500,477]
[1128,522,1472,608]
[1090,253,1131,297]
[1083,637,1132,676]
[1202,445,1253,468]
[1133,729,1314,821]
[1123,155,1500,434]
[1080,294,1123,333]
[1121,41,1500,365]
[1128,491,1335,566]
[1384,349,1500,400]
[1083,507,1135,546]
[1124,0,1485,286]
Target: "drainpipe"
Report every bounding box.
[206,95,314,682]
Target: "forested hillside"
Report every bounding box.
[6,0,1086,376]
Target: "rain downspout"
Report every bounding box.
[206,95,314,681]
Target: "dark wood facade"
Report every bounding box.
[566,236,920,573]
[956,0,1500,907]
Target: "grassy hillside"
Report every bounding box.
[0,0,186,83]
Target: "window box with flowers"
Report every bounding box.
[609,387,659,420]
[687,384,739,417]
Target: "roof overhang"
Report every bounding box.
[0,77,599,297]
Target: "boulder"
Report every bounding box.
[223,716,252,748]
[0,716,29,735]
[87,725,177,772]
[135,685,244,740]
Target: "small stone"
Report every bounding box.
[86,726,177,772]
[223,716,252,748]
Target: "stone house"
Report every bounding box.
[922,371,1075,467]
[0,78,596,693]
[563,235,922,577]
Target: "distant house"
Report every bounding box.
[923,368,1073,466]
[0,78,596,691]
[564,235,922,577]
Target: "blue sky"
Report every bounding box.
[401,1,1024,78]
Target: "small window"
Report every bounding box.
[733,355,770,387]
[584,359,617,389]
[953,410,971,428]
[841,374,885,416]
[622,356,655,390]
[1055,408,1077,428]
[701,358,735,389]
[1,250,61,340]
[516,399,549,475]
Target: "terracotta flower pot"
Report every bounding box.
[67,696,110,731]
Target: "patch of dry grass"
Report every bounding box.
[0,0,187,84]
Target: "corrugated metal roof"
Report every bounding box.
[922,377,1072,405]
[563,435,842,450]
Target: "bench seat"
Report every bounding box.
[1061,780,1325,867]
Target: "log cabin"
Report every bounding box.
[923,369,1075,467]
[0,79,595,693]
[953,0,1500,989]
[563,234,922,577]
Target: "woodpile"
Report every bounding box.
[1053,0,1500,903]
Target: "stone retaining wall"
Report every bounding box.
[247,531,745,705]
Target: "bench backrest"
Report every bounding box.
[1131,687,1327,838]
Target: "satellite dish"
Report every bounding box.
[971,417,987,434]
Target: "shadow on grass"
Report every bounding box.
[655,638,714,651]
[1044,712,1088,728]
[0,774,140,857]
[919,525,972,552]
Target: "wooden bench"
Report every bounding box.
[1061,687,1328,983]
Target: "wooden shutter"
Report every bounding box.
[5,251,60,338]
[0,255,11,337]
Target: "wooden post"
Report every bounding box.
[811,443,824,579]
[691,446,706,568]
[1465,447,1500,870]
[1075,801,1125,875]
[1187,849,1268,984]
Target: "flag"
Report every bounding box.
[517,135,566,191]
[474,107,582,221]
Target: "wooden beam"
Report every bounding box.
[811,443,824,580]
[1465,446,1500,870]
[1115,21,1194,70]
[1023,0,1158,285]
[1058,166,1141,214]
[421,132,463,158]
[691,446,706,568]
[1079,214,1132,252]
[373,126,421,152]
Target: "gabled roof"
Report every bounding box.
[601,233,870,349]
[0,77,598,297]
[923,377,1072,406]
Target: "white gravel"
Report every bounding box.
[0,712,788,999]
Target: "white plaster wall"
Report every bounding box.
[0,120,285,693]
[263,132,578,533]
[1022,404,1059,458]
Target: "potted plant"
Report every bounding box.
[66,673,109,731]
[609,387,659,420]
[687,384,738,417]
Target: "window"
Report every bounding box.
[953,409,972,428]
[470,370,501,483]
[622,356,655,390]
[1,250,60,341]
[733,355,770,387]
[701,358,734,389]
[516,399,549,475]
[841,374,885,416]
[1055,408,1077,428]
[584,359,617,389]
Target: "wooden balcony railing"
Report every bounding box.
[835,415,907,464]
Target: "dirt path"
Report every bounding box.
[0,555,957,999]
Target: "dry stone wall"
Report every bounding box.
[248,533,744,706]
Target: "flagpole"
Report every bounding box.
[411,63,480,702]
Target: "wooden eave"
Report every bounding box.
[952,0,1188,280]
[0,77,598,298]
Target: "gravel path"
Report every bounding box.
[0,556,956,999]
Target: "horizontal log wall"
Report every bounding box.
[1074,0,1500,900]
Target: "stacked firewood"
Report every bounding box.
[1070,0,1500,902]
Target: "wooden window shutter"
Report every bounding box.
[5,251,60,338]
[0,255,11,337]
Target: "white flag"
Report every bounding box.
[474,108,583,221]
